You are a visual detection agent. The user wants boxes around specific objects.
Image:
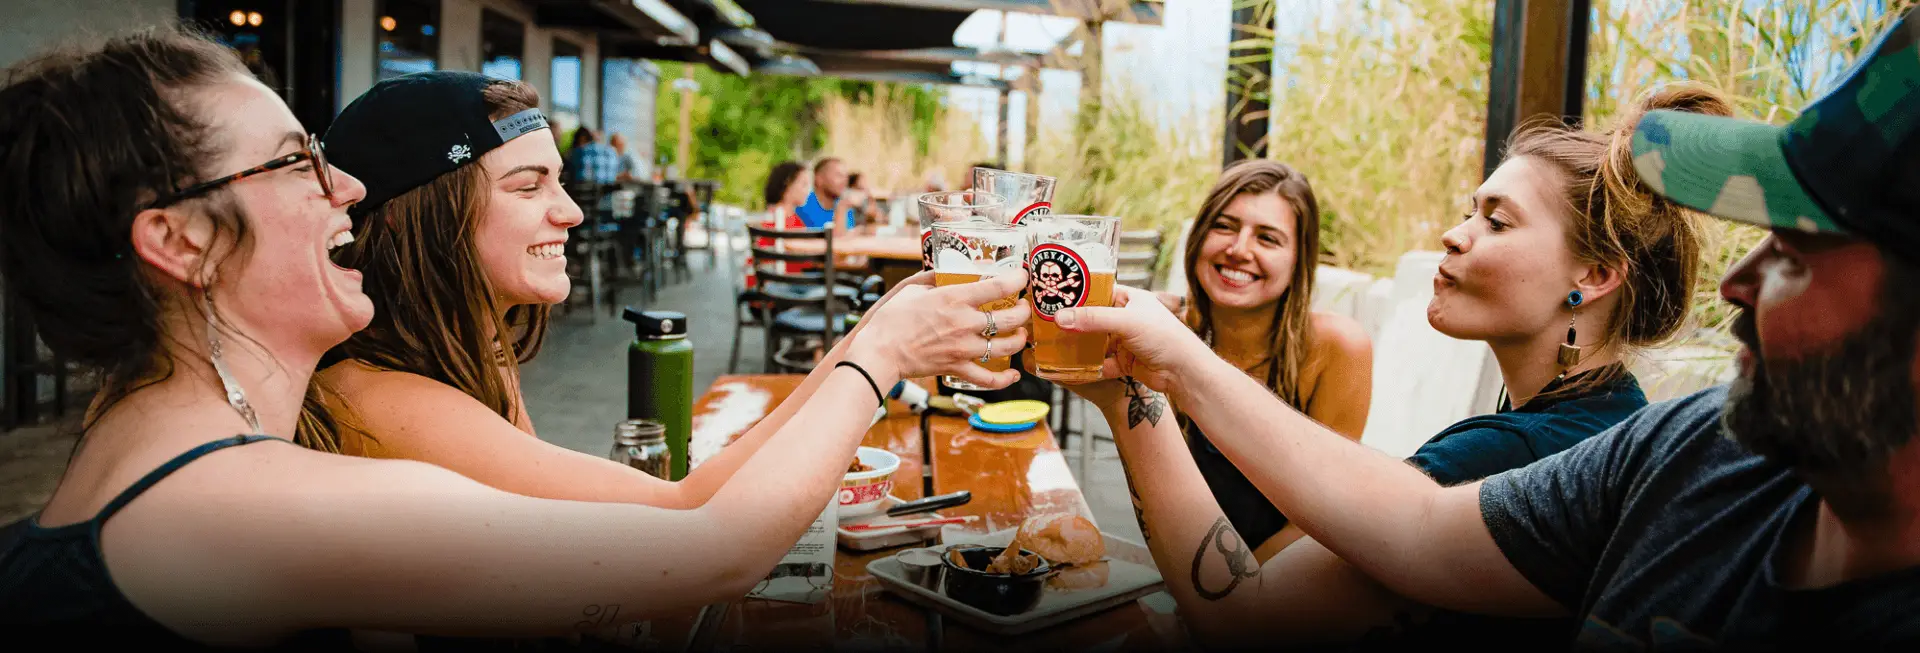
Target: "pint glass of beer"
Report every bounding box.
[1027,215,1120,383]
[971,168,1057,226]
[930,221,1027,391]
[916,191,1005,271]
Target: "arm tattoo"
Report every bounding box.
[1118,457,1152,548]
[575,604,622,631]
[1191,517,1260,600]
[1123,376,1166,429]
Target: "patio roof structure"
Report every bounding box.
[532,0,1161,88]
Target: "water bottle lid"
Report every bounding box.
[622,307,688,339]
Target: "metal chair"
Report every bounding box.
[561,183,622,320]
[1117,229,1165,290]
[743,225,864,373]
[679,180,721,270]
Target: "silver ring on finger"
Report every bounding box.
[980,338,993,363]
[980,310,998,339]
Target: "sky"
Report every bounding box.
[943,0,1231,167]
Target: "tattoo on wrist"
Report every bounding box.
[1123,376,1166,429]
[1191,517,1260,600]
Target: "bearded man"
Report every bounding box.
[1046,8,1920,649]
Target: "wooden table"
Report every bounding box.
[648,375,1187,652]
[779,228,924,289]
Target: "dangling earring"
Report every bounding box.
[204,292,263,433]
[1556,290,1583,377]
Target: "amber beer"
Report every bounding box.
[934,272,1018,376]
[1028,216,1121,384]
[1032,268,1116,382]
[931,221,1026,391]
[917,191,1006,270]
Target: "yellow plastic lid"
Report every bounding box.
[977,399,1051,425]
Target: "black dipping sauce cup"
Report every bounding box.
[940,545,1053,616]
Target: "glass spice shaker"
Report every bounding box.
[609,419,672,480]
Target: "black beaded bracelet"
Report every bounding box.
[835,361,885,408]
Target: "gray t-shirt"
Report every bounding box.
[1480,385,1920,649]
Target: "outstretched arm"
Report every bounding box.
[1080,380,1439,648]
[669,273,932,505]
[1054,286,1558,618]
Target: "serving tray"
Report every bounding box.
[866,530,1164,635]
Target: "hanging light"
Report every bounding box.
[380,16,397,32]
[247,12,263,27]
[229,10,246,26]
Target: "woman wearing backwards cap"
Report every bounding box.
[310,73,1025,514]
[0,27,1021,646]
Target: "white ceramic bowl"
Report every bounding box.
[839,446,901,519]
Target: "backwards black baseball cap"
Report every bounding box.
[323,71,549,223]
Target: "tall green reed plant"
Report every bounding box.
[1244,0,1913,365]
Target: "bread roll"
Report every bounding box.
[1011,513,1105,566]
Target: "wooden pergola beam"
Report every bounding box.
[1483,0,1591,178]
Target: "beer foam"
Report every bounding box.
[934,248,984,275]
[1077,246,1116,272]
[1039,241,1115,272]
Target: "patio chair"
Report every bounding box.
[1116,229,1165,290]
[739,225,865,374]
[561,183,622,320]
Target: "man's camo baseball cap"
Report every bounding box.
[1631,7,1920,258]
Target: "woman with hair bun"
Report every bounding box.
[1055,82,1734,649]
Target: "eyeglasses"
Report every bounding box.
[149,133,335,209]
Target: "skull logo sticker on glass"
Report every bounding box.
[1029,243,1088,321]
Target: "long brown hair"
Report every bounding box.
[300,80,550,451]
[0,25,265,430]
[1503,83,1730,394]
[1180,160,1322,408]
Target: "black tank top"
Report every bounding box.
[1182,344,1295,549]
[0,434,347,649]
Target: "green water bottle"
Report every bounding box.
[624,308,693,480]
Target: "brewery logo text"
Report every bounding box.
[1013,202,1052,225]
[921,229,967,269]
[1030,243,1087,321]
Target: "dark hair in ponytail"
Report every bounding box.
[1504,82,1734,391]
[0,24,252,426]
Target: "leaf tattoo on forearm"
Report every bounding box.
[1123,376,1165,429]
[1192,517,1260,600]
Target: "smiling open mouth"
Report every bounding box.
[528,243,565,260]
[326,231,355,268]
[1216,266,1260,285]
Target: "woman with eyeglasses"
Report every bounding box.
[0,25,1027,647]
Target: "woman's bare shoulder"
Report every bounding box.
[316,360,504,436]
[1309,312,1372,356]
[1302,312,1373,379]
[320,360,464,401]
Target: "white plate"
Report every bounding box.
[835,495,948,551]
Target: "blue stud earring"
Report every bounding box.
[1558,290,1583,371]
